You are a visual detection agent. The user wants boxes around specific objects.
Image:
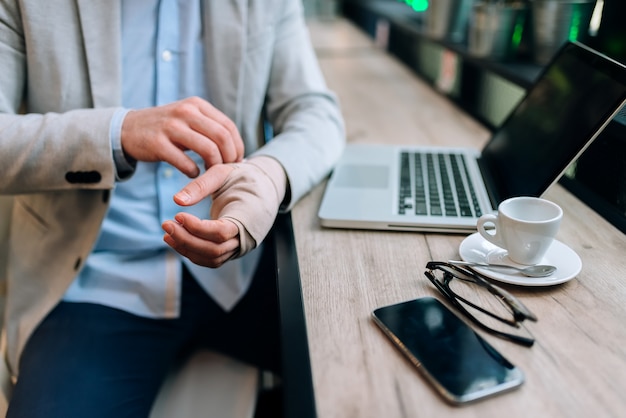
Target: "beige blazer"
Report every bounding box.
[0,0,345,375]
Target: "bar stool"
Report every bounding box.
[149,350,259,418]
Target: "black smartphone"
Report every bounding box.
[372,297,524,405]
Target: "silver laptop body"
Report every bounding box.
[319,42,626,232]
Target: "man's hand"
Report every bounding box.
[162,164,239,268]
[121,97,244,178]
[162,213,241,269]
[162,157,287,268]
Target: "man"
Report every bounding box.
[0,1,345,416]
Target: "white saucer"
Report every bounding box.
[458,232,582,286]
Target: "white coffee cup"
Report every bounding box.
[476,196,563,265]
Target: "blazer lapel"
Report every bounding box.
[76,0,123,108]
[201,0,246,125]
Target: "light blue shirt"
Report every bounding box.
[63,0,261,317]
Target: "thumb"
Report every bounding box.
[174,164,236,206]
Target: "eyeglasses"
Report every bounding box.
[424,261,538,347]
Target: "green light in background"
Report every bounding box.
[403,0,428,13]
[412,0,428,12]
[568,8,582,41]
[511,18,524,49]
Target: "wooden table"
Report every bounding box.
[286,17,626,418]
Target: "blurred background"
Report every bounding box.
[303,0,626,234]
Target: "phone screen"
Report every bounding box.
[372,297,524,404]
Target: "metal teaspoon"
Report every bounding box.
[448,260,557,278]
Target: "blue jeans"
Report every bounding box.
[6,249,281,418]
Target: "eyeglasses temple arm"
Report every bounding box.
[488,284,538,322]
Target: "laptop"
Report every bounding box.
[318,41,626,233]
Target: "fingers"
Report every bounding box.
[121,107,202,177]
[120,97,244,178]
[192,99,244,163]
[162,214,240,268]
[160,142,203,178]
[174,164,235,206]
[168,98,243,165]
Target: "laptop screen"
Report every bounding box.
[480,41,626,205]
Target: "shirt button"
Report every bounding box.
[163,168,174,178]
[162,50,172,62]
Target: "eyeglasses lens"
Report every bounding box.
[428,265,535,344]
[446,273,519,332]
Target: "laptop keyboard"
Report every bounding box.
[399,151,482,217]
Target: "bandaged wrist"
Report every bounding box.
[209,156,287,256]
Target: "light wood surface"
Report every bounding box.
[294,18,626,418]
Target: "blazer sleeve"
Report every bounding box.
[0,0,119,194]
[250,0,346,211]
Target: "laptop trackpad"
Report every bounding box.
[333,165,389,189]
